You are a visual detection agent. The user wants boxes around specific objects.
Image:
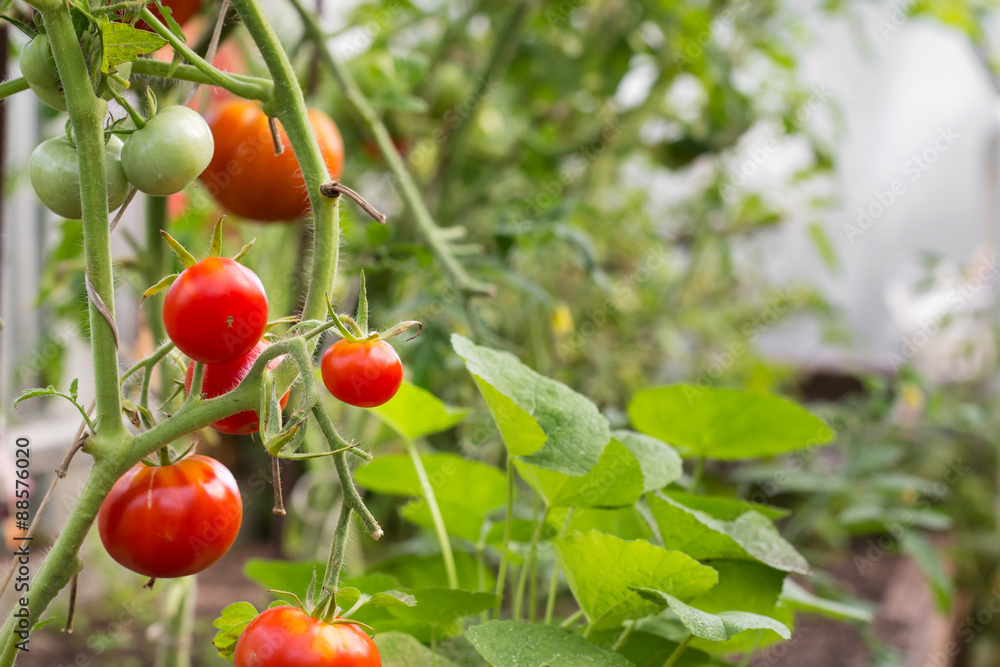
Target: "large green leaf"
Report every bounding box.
[614,430,683,492]
[555,531,718,630]
[400,499,490,543]
[376,632,462,667]
[647,494,810,575]
[634,589,790,642]
[355,453,506,513]
[368,382,470,441]
[387,588,496,627]
[452,334,609,475]
[628,385,833,460]
[661,490,789,521]
[638,560,791,654]
[515,438,644,508]
[778,579,873,623]
[465,621,634,666]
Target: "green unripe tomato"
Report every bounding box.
[29,135,130,219]
[121,106,214,196]
[20,34,66,111]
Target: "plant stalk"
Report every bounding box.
[404,438,458,589]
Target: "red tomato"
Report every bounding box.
[200,100,344,222]
[163,257,268,365]
[184,341,289,435]
[139,0,203,30]
[98,455,242,578]
[320,340,402,408]
[234,606,381,667]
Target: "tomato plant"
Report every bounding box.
[321,340,402,408]
[28,134,130,219]
[121,106,214,195]
[201,100,344,222]
[234,607,380,667]
[97,455,242,578]
[162,256,269,365]
[184,341,289,434]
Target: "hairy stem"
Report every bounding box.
[0,77,28,101]
[227,0,339,320]
[287,0,493,298]
[43,4,125,438]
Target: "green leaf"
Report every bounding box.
[368,382,470,440]
[633,589,790,642]
[372,551,493,592]
[355,453,506,513]
[452,334,609,475]
[465,621,635,666]
[515,438,644,508]
[337,587,417,612]
[212,601,258,660]
[99,18,167,74]
[661,490,789,521]
[778,579,873,623]
[244,559,324,595]
[628,385,833,460]
[647,494,810,575]
[389,588,496,627]
[69,378,79,402]
[375,632,462,667]
[400,499,488,543]
[555,530,718,630]
[614,430,683,492]
[901,530,953,612]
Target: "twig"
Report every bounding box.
[271,456,286,516]
[318,181,386,224]
[62,573,79,633]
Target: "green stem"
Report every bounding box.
[0,77,28,101]
[611,620,635,651]
[227,0,339,320]
[139,8,274,102]
[43,3,125,439]
[560,608,585,628]
[320,505,352,620]
[663,634,693,667]
[286,0,493,298]
[130,58,272,99]
[512,503,549,621]
[690,457,706,492]
[154,576,197,667]
[145,196,167,345]
[106,85,146,128]
[493,455,515,618]
[404,439,458,589]
[544,507,574,624]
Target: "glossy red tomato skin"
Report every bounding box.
[234,607,381,667]
[163,257,268,365]
[320,340,403,408]
[200,101,344,222]
[184,341,290,435]
[98,455,242,578]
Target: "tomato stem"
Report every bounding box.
[404,438,459,589]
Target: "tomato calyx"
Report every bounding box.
[140,218,257,305]
[325,270,421,345]
[266,568,377,635]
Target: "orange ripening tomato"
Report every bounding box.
[139,0,203,30]
[200,101,344,222]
